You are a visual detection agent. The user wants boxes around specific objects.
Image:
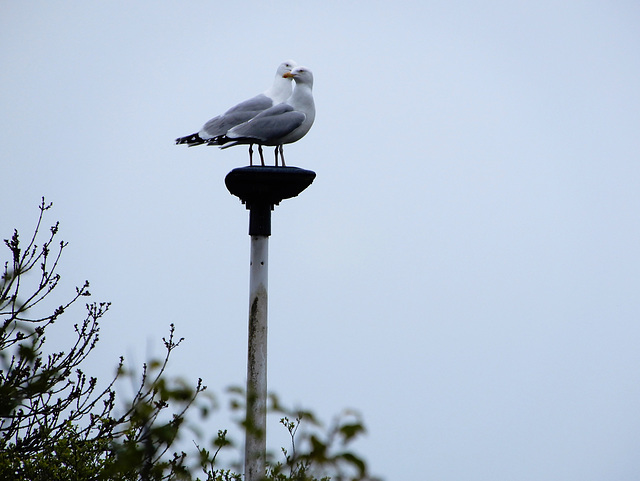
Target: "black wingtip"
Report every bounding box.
[175,133,205,146]
[205,135,231,147]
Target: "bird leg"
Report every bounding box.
[274,146,279,167]
[258,145,265,166]
[279,145,286,167]
[249,144,254,166]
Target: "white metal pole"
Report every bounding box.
[225,166,316,481]
[245,234,269,481]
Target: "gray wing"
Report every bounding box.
[200,94,275,139]
[224,94,273,114]
[200,110,263,139]
[227,104,305,142]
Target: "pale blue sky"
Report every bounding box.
[2,1,640,479]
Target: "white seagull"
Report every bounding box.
[175,60,297,165]
[214,66,315,167]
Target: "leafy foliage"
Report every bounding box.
[0,199,380,481]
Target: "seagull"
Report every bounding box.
[175,60,297,165]
[213,66,315,167]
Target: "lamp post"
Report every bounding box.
[225,165,316,481]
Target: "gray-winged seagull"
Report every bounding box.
[213,66,315,167]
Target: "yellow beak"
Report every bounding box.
[283,72,295,78]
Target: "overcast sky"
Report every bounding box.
[2,1,640,479]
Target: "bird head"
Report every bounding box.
[276,60,298,77]
[283,66,313,85]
